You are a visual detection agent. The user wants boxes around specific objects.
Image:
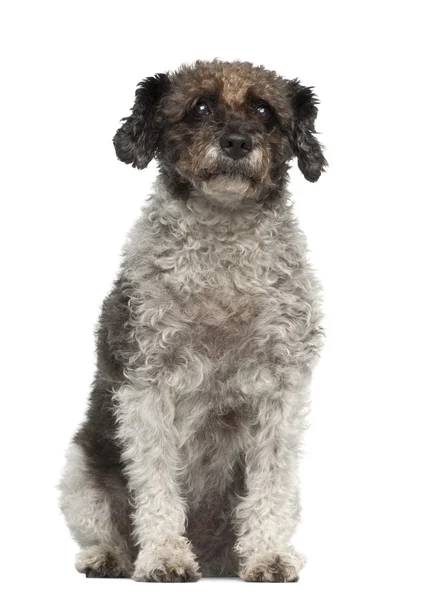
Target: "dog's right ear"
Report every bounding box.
[113,73,171,169]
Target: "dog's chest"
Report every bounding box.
[160,238,267,348]
[131,220,318,396]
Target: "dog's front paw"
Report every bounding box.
[239,550,303,582]
[133,537,201,582]
[76,546,131,578]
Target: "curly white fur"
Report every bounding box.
[110,178,322,579]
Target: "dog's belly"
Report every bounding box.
[171,290,274,500]
[176,396,249,573]
[178,401,249,506]
[169,288,257,497]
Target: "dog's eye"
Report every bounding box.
[256,104,272,122]
[193,100,211,118]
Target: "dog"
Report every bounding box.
[59,60,326,582]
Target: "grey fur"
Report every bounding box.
[59,60,325,582]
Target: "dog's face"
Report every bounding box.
[114,61,326,201]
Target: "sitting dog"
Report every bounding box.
[59,60,326,582]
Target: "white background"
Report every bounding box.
[1,1,423,598]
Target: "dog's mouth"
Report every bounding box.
[198,167,259,184]
[203,171,250,180]
[178,147,268,196]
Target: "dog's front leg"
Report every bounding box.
[115,384,200,582]
[235,393,306,582]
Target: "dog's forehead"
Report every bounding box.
[167,61,293,118]
[221,66,257,108]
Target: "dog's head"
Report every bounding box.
[113,61,326,201]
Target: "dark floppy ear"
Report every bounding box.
[288,79,327,182]
[113,73,171,169]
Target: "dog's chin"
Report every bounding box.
[196,172,256,200]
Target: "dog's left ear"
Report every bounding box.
[288,79,327,182]
[113,73,171,169]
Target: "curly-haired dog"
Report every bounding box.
[59,60,326,582]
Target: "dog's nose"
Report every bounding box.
[220,133,252,159]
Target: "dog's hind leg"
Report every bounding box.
[59,441,133,578]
